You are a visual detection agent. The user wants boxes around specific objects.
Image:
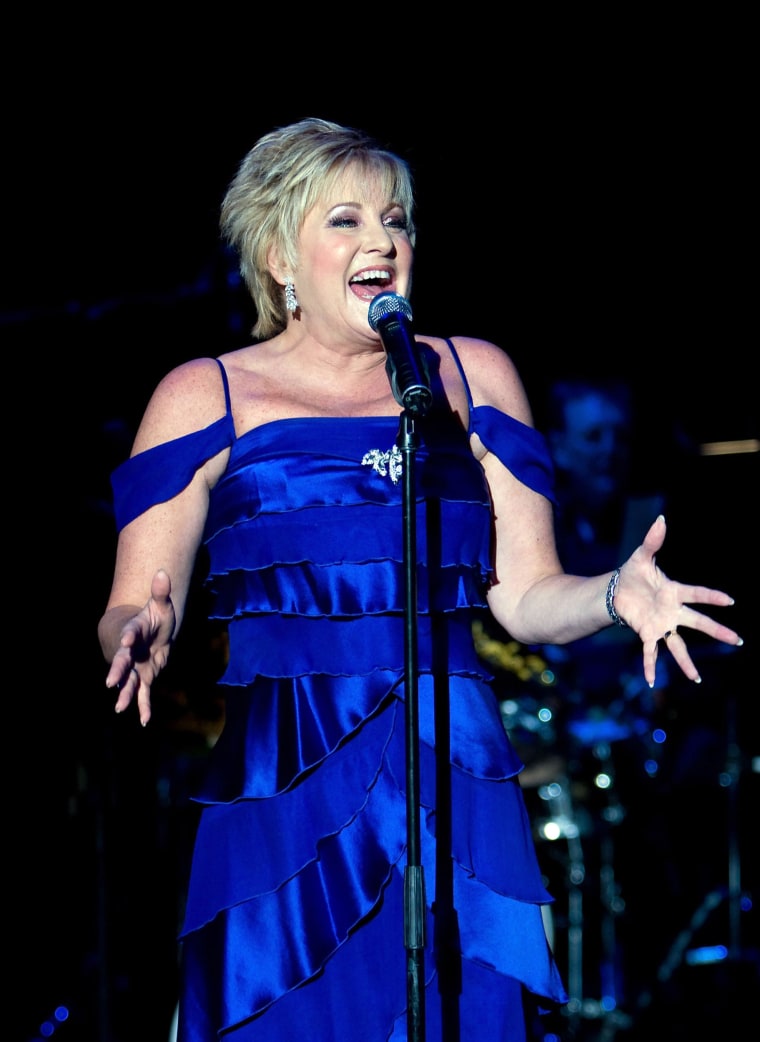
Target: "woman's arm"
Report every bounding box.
[452,337,743,687]
[97,357,231,723]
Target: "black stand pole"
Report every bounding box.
[399,410,426,1042]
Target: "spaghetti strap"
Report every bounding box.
[443,337,475,412]
[110,357,237,531]
[439,338,557,502]
[213,357,233,420]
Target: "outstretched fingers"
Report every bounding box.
[642,639,661,689]
[639,513,667,559]
[626,517,743,687]
[642,627,704,688]
[646,602,744,688]
[659,627,702,684]
[108,569,176,726]
[677,588,744,646]
[113,665,141,715]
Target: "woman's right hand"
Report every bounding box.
[105,569,177,725]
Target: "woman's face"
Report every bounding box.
[293,165,414,344]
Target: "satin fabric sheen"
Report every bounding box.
[111,345,568,1040]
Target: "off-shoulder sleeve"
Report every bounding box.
[470,404,557,504]
[111,413,236,531]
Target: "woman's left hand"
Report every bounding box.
[614,515,743,687]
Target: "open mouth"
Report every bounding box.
[349,269,394,301]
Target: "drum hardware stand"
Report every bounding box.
[592,742,632,1041]
[633,688,756,1024]
[536,776,587,1038]
[540,742,632,1040]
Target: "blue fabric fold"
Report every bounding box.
[109,346,567,1041]
[470,405,557,504]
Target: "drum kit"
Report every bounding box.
[489,621,754,1037]
[501,679,648,1039]
[495,639,757,1041]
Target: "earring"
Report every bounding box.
[285,277,298,314]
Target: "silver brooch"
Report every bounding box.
[361,445,403,484]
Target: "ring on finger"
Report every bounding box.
[662,628,677,641]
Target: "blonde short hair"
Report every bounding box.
[220,117,417,340]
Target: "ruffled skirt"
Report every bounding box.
[176,670,567,1041]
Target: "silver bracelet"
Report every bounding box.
[606,568,629,628]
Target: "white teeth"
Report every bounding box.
[350,270,391,283]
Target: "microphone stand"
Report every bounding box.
[398,408,426,1042]
[368,291,433,1040]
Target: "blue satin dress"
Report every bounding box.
[111,341,568,1041]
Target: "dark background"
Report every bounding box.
[6,16,757,1042]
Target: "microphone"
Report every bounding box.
[368,292,433,416]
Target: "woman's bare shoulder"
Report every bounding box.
[424,334,533,424]
[132,356,231,452]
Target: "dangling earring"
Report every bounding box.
[285,277,298,314]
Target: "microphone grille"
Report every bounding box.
[368,292,413,331]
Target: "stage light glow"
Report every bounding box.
[685,944,728,965]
